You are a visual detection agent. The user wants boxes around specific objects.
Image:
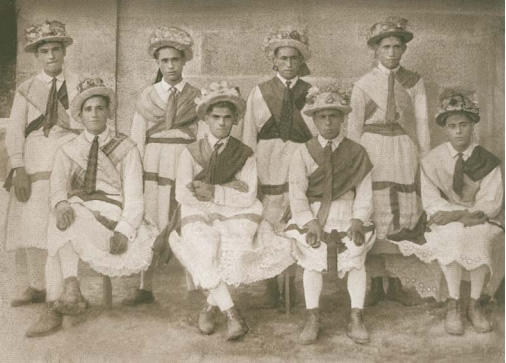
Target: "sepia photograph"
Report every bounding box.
[0,0,504,361]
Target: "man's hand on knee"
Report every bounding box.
[109,232,128,255]
[304,219,322,248]
[55,201,75,231]
[13,167,32,202]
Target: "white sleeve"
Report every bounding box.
[412,79,431,157]
[115,147,144,241]
[49,149,72,210]
[421,164,465,216]
[288,146,314,227]
[175,148,201,206]
[352,171,373,223]
[6,92,29,169]
[347,85,366,143]
[241,86,271,151]
[468,166,504,218]
[130,112,147,160]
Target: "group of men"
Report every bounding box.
[4,16,504,345]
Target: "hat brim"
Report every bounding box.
[435,110,480,126]
[265,39,311,62]
[196,95,246,122]
[303,104,352,117]
[24,36,73,53]
[367,31,413,48]
[148,40,193,61]
[70,87,116,122]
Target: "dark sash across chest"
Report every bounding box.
[306,137,373,202]
[188,137,254,185]
[257,78,313,143]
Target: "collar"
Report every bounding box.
[377,63,401,75]
[84,127,111,146]
[317,134,344,150]
[39,70,65,84]
[207,133,230,150]
[276,73,299,88]
[160,78,186,93]
[446,142,476,161]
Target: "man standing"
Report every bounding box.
[393,89,504,335]
[241,28,315,307]
[286,85,374,344]
[124,27,202,305]
[4,20,80,307]
[347,17,430,306]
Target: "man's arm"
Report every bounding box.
[288,145,314,228]
[115,146,144,241]
[468,166,503,218]
[412,78,430,157]
[347,85,366,143]
[130,112,147,160]
[240,86,271,151]
[175,147,202,206]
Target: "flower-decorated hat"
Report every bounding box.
[195,81,246,122]
[148,26,194,61]
[435,88,480,126]
[24,20,73,53]
[261,27,311,63]
[367,16,413,48]
[303,84,352,117]
[70,78,116,122]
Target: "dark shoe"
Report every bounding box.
[11,287,46,307]
[25,302,63,338]
[263,277,282,309]
[198,304,219,335]
[467,298,492,333]
[54,277,88,315]
[223,307,249,341]
[297,308,320,345]
[365,277,385,307]
[445,298,464,335]
[386,278,423,306]
[347,309,370,344]
[121,288,155,306]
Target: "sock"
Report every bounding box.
[26,248,47,291]
[206,293,218,307]
[185,270,197,291]
[209,282,234,311]
[140,263,154,291]
[303,269,322,310]
[45,254,64,301]
[441,262,462,299]
[348,266,367,309]
[470,265,488,300]
[58,242,79,278]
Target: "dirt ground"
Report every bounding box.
[0,189,504,363]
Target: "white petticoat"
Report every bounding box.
[47,201,158,277]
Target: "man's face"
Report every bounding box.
[156,47,186,85]
[36,42,66,76]
[376,36,405,69]
[273,47,302,80]
[444,114,474,151]
[205,106,236,140]
[81,96,110,135]
[312,109,344,140]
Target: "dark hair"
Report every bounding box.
[274,46,303,60]
[81,95,110,112]
[207,101,237,115]
[36,40,64,52]
[153,46,184,60]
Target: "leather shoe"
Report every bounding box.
[297,308,320,345]
[467,298,492,333]
[445,298,464,335]
[223,307,249,341]
[25,302,63,338]
[55,277,88,315]
[386,278,423,306]
[198,304,219,335]
[11,286,46,307]
[347,309,370,344]
[121,288,155,306]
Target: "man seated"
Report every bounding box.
[285,85,375,345]
[392,89,504,336]
[169,81,294,341]
[26,78,157,337]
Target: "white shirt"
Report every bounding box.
[446,141,475,162]
[84,128,110,146]
[154,78,186,100]
[377,63,401,75]
[317,134,344,152]
[207,133,230,151]
[276,73,299,88]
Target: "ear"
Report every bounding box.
[62,46,67,57]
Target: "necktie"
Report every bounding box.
[279,80,293,141]
[385,71,397,123]
[206,141,223,184]
[43,78,58,137]
[165,87,177,130]
[452,153,465,198]
[316,141,334,226]
[83,136,99,194]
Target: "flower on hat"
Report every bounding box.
[148,26,194,59]
[435,88,480,125]
[261,27,311,63]
[24,20,73,52]
[195,81,241,107]
[77,77,108,94]
[304,84,352,116]
[366,16,413,47]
